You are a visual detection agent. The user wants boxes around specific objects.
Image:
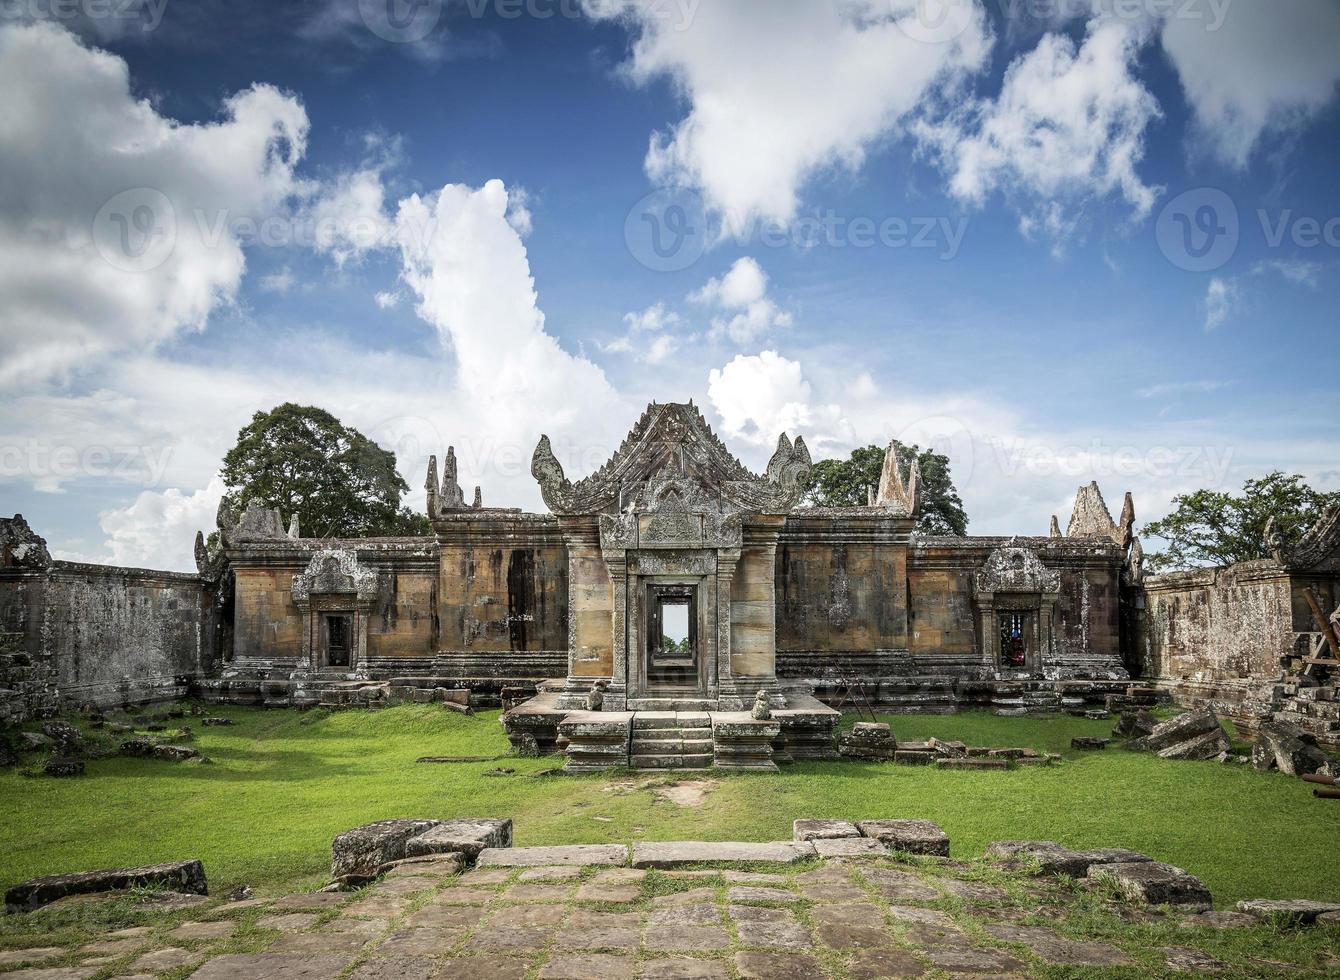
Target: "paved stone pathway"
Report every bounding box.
[2,849,1337,979]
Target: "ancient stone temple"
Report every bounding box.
[6,399,1339,765]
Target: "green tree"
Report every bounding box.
[1142,471,1340,572]
[805,443,968,536]
[220,403,430,539]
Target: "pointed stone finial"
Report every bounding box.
[287,514,300,539]
[1050,515,1062,538]
[1116,492,1135,549]
[472,486,482,509]
[439,447,466,511]
[1066,481,1119,542]
[793,435,811,467]
[875,441,919,517]
[194,531,208,572]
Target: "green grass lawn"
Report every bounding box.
[2,705,1336,907]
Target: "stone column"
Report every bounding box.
[713,548,740,700]
[605,552,628,710]
[975,592,997,678]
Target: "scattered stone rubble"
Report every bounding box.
[988,841,1211,910]
[835,721,1055,768]
[1110,706,1340,775]
[330,818,512,886]
[1117,708,1236,762]
[1252,718,1340,777]
[4,859,207,913]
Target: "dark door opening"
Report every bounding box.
[998,611,1033,670]
[324,613,352,668]
[647,586,697,690]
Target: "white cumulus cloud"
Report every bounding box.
[587,0,992,234]
[921,18,1162,239]
[1161,0,1340,168]
[691,257,793,344]
[0,22,311,383]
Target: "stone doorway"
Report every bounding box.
[647,584,698,690]
[323,613,353,669]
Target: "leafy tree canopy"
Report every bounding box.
[220,403,429,539]
[804,443,968,536]
[1142,471,1340,573]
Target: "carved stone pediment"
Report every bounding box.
[976,544,1061,596]
[1271,506,1340,573]
[532,401,811,517]
[292,550,379,605]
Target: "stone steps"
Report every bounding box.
[629,711,715,770]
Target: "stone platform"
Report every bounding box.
[503,690,840,771]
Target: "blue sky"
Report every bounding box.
[1,0,1338,569]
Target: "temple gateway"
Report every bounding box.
[4,401,1339,767]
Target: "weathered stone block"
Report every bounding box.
[813,837,888,858]
[404,819,512,860]
[478,844,628,867]
[1236,899,1340,925]
[1112,709,1156,739]
[1126,710,1220,753]
[331,819,441,879]
[935,757,1007,770]
[847,723,894,742]
[792,819,860,841]
[5,860,208,913]
[1254,721,1333,776]
[1156,728,1231,761]
[152,744,201,761]
[1071,737,1109,750]
[856,820,950,856]
[985,841,1153,878]
[1088,862,1212,910]
[631,841,815,868]
[43,756,84,777]
[893,750,934,765]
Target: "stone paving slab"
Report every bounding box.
[727,886,802,904]
[435,955,530,979]
[632,841,816,868]
[479,845,629,867]
[813,837,889,858]
[729,904,812,950]
[191,953,353,979]
[793,819,861,841]
[641,958,730,979]
[983,923,1134,966]
[539,953,637,979]
[846,947,929,977]
[554,908,642,950]
[0,948,63,967]
[735,950,825,979]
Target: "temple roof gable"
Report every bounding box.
[532,401,811,517]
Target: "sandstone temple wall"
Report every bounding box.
[1141,562,1296,683]
[228,538,441,673]
[1,557,214,721]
